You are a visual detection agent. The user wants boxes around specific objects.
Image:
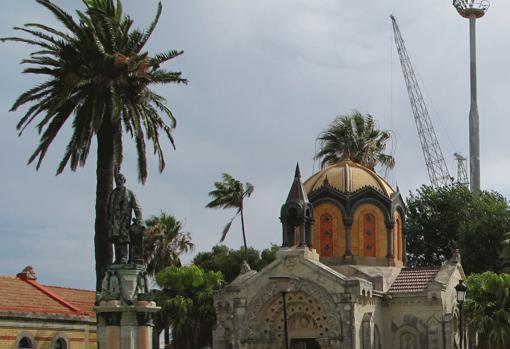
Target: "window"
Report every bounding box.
[54,338,67,349]
[395,217,402,260]
[320,214,333,257]
[363,213,376,257]
[18,337,33,349]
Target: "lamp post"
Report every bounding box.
[452,0,489,193]
[269,276,298,349]
[455,279,468,349]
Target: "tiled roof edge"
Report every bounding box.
[22,278,82,314]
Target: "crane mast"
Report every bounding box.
[390,15,453,187]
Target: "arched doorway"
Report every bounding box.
[291,338,321,349]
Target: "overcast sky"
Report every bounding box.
[1,0,509,289]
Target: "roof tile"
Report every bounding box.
[388,267,440,295]
[0,276,95,317]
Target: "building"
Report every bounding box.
[213,161,464,349]
[0,266,97,349]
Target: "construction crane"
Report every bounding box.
[454,153,469,186]
[390,15,455,187]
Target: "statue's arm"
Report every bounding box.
[131,191,143,223]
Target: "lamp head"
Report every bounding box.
[455,279,468,303]
[453,0,489,19]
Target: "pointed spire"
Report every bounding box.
[286,162,309,203]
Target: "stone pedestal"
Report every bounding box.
[95,264,160,349]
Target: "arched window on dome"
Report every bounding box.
[363,213,376,257]
[320,213,333,257]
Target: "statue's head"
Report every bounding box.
[115,173,126,187]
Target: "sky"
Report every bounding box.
[1,0,509,289]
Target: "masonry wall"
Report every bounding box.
[0,316,96,349]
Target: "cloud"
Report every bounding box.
[1,0,508,288]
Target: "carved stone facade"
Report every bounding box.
[214,247,464,349]
[214,161,465,349]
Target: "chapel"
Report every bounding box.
[213,160,465,349]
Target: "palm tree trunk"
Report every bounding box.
[95,121,115,291]
[240,202,248,261]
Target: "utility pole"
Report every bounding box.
[452,0,489,193]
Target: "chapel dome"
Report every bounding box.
[303,160,395,197]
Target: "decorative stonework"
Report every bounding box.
[243,278,343,343]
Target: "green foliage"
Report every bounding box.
[2,0,187,181]
[406,185,510,273]
[143,212,194,277]
[501,233,510,273]
[314,110,395,171]
[193,244,278,283]
[206,173,254,210]
[154,265,223,349]
[465,272,510,349]
[206,173,254,259]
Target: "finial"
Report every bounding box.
[17,266,37,280]
[323,175,329,186]
[295,163,301,179]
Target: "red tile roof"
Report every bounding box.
[0,275,95,317]
[388,267,441,295]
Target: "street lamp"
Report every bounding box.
[452,0,490,193]
[269,276,298,349]
[455,279,468,349]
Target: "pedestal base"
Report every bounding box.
[95,264,160,349]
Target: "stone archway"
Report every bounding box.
[242,278,343,348]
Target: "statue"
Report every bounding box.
[107,172,144,264]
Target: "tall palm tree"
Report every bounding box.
[206,173,254,262]
[2,0,187,289]
[314,110,395,171]
[144,212,194,277]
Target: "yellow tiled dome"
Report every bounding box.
[303,160,395,197]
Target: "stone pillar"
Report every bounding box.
[137,311,154,349]
[104,312,121,349]
[95,264,160,349]
[344,223,353,259]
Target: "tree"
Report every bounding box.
[464,272,510,349]
[501,233,510,273]
[2,0,187,289]
[314,110,395,171]
[154,265,223,349]
[193,244,278,283]
[144,212,194,277]
[406,185,510,274]
[206,173,254,261]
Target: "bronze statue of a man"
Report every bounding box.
[107,172,143,264]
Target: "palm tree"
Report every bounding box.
[314,110,395,171]
[206,173,254,262]
[143,212,193,348]
[144,212,194,277]
[465,272,510,349]
[2,0,187,289]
